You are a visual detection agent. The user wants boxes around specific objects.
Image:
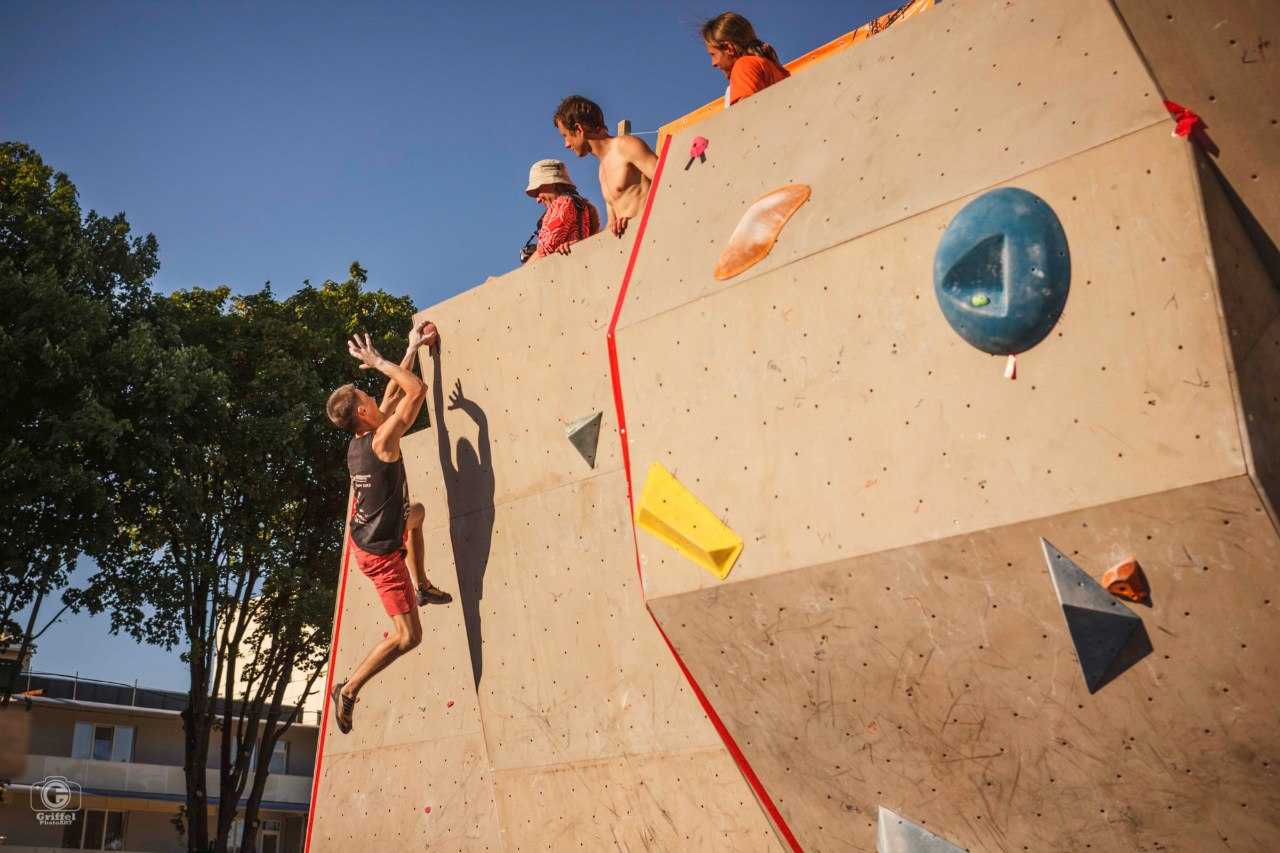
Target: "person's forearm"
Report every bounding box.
[378,353,425,398]
[381,342,425,411]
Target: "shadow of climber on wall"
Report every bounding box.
[432,348,496,688]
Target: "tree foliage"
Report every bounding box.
[3,141,426,852]
[0,141,165,695]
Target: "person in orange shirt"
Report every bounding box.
[702,12,790,106]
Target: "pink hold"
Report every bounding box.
[446,700,455,708]
[383,631,389,638]
[690,136,709,158]
[424,805,432,814]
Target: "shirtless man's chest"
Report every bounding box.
[600,152,650,220]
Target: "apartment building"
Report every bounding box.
[0,673,318,853]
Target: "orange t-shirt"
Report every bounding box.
[728,54,790,105]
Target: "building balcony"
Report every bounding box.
[1,847,151,853]
[16,754,312,806]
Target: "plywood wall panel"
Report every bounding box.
[1238,312,1280,515]
[649,476,1280,852]
[1196,151,1280,364]
[621,0,1168,329]
[621,124,1244,603]
[403,232,632,522]
[1195,150,1280,519]
[1112,0,1280,281]
[492,747,785,853]
[308,733,502,852]
[469,471,726,771]
[316,461,488,761]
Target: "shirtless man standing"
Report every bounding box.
[554,95,658,238]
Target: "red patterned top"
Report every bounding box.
[534,194,600,259]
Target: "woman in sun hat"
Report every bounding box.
[520,159,600,263]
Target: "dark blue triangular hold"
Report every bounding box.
[1042,538,1145,693]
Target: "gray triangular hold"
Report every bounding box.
[1042,538,1142,694]
[565,412,603,469]
[877,806,967,853]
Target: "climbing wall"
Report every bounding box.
[1111,0,1280,513]
[1112,0,1280,280]
[307,232,785,851]
[309,0,1280,850]
[614,0,1280,850]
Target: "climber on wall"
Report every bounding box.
[323,319,452,734]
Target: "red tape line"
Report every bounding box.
[607,134,806,853]
[302,505,355,853]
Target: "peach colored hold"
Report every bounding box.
[714,184,811,280]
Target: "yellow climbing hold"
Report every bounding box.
[634,462,743,580]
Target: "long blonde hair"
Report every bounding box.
[701,12,781,65]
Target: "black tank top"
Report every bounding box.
[347,433,409,554]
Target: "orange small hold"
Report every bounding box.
[1102,558,1149,602]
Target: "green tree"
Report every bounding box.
[0,141,166,701]
[87,265,420,853]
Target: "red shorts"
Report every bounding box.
[350,538,414,617]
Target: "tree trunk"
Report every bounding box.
[1,584,42,706]
[183,653,211,852]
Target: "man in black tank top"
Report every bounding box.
[322,319,449,734]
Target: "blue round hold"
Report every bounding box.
[933,187,1070,355]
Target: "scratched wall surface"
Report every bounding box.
[308,233,784,851]
[648,475,1280,851]
[618,0,1280,850]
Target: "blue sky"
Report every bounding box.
[4,0,907,691]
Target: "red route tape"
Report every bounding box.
[1163,99,1202,138]
[303,500,355,853]
[606,134,806,853]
